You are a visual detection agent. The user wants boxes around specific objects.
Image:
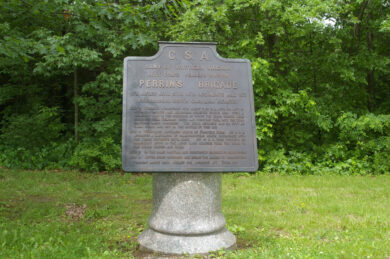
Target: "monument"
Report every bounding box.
[122,42,258,254]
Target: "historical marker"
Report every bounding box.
[122,42,258,172]
[123,42,258,255]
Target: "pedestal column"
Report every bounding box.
[138,173,236,255]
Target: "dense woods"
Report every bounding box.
[0,0,389,174]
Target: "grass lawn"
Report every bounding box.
[0,168,389,258]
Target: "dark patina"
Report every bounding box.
[122,42,258,172]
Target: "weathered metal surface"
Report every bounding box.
[122,42,258,172]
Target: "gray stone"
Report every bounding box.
[138,173,236,255]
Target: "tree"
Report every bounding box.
[1,0,389,174]
[168,0,390,174]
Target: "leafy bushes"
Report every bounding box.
[0,0,389,174]
[0,107,72,169]
[69,137,121,172]
[260,113,390,175]
[334,113,390,174]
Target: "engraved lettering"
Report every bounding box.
[208,65,231,71]
[168,50,176,60]
[152,80,158,88]
[184,50,192,60]
[146,80,152,88]
[139,79,184,88]
[123,43,257,172]
[177,80,183,88]
[200,51,209,61]
[144,64,161,69]
[198,81,238,89]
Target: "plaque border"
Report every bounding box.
[122,42,258,172]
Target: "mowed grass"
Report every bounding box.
[0,169,389,258]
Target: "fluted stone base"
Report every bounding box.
[139,228,236,255]
[138,173,236,255]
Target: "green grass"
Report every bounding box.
[0,169,389,258]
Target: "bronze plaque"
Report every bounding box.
[122,42,258,172]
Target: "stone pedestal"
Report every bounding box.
[138,173,236,255]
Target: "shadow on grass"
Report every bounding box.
[129,237,256,259]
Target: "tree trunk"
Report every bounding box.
[309,32,317,93]
[74,69,79,143]
[354,0,371,40]
[367,31,375,112]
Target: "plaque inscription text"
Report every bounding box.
[122,42,258,172]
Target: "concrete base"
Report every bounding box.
[138,173,236,255]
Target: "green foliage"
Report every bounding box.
[1,106,64,149]
[0,107,73,169]
[69,137,121,172]
[78,72,122,140]
[334,113,390,174]
[0,0,389,174]
[168,0,390,175]
[0,0,167,171]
